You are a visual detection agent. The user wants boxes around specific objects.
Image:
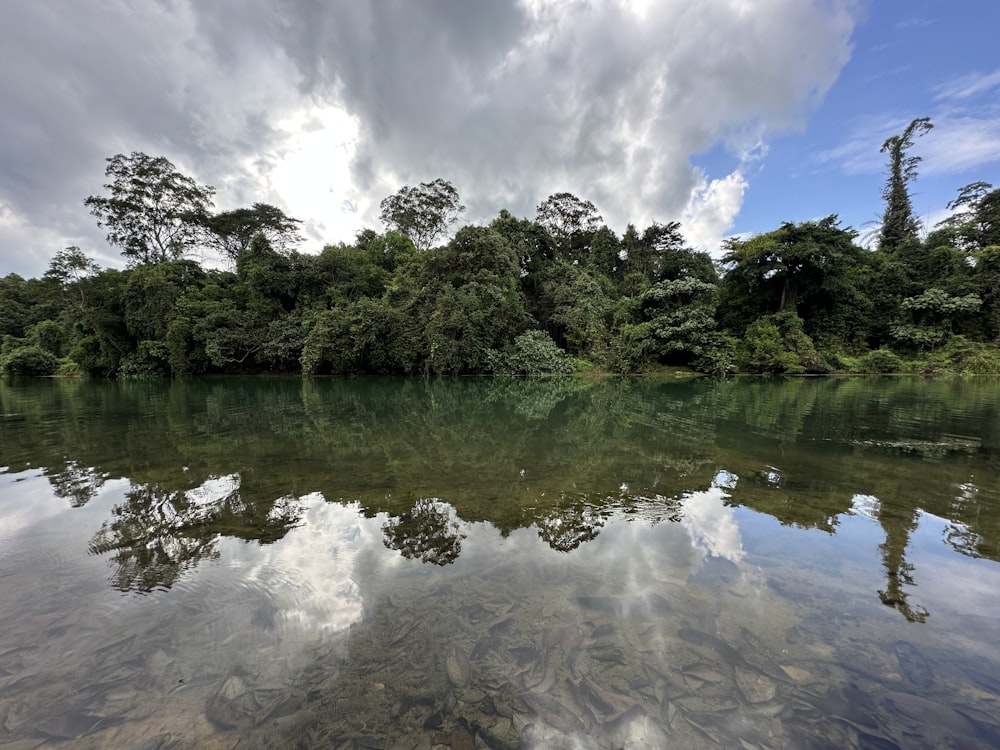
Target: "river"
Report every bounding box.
[1,376,998,748]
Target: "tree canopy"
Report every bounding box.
[379,179,465,251]
[6,132,1000,381]
[84,152,215,266]
[201,202,303,265]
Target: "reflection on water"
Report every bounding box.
[1,376,1000,748]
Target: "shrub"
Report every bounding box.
[739,319,802,373]
[1,345,60,376]
[961,350,1000,375]
[692,335,737,377]
[117,341,170,379]
[853,348,903,374]
[487,331,574,377]
[55,358,84,377]
[29,320,64,356]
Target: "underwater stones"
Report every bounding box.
[735,666,777,704]
[444,645,471,689]
[205,674,301,729]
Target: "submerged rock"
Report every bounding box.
[735,666,776,704]
[445,644,471,689]
[205,674,301,729]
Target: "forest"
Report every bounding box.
[2,118,999,379]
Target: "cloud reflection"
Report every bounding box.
[681,484,746,564]
[242,494,370,634]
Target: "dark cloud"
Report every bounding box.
[0,0,858,277]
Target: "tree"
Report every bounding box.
[878,117,933,252]
[43,246,100,286]
[623,221,715,283]
[379,179,465,250]
[202,203,303,265]
[890,288,981,350]
[638,277,732,371]
[535,192,603,260]
[85,152,215,265]
[719,216,869,343]
[931,182,1000,252]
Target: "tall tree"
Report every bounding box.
[43,246,100,286]
[379,179,465,250]
[43,246,101,309]
[202,203,303,265]
[85,152,215,266]
[719,216,869,342]
[535,192,603,261]
[878,117,933,252]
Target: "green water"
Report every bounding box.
[1,376,999,749]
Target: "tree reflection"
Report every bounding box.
[535,496,609,552]
[88,476,302,593]
[382,498,465,565]
[89,483,220,592]
[944,482,1000,561]
[49,460,107,508]
[876,506,928,623]
[5,376,1000,606]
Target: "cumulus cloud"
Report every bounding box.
[0,0,859,275]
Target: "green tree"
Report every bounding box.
[738,311,821,374]
[0,345,59,376]
[931,183,1000,253]
[301,298,408,376]
[67,270,131,375]
[890,288,981,350]
[43,246,101,287]
[0,274,35,338]
[85,152,216,265]
[636,277,733,373]
[201,202,303,266]
[486,330,574,377]
[355,229,418,273]
[535,192,603,262]
[535,261,612,358]
[877,117,933,252]
[379,179,465,250]
[719,216,869,343]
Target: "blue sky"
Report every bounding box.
[730,0,1000,242]
[1,1,998,278]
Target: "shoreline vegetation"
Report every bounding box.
[3,119,1000,380]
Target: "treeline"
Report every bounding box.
[2,119,999,379]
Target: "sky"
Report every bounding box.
[1,0,998,278]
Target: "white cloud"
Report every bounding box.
[920,116,1000,176]
[934,67,1000,101]
[243,105,365,247]
[681,169,749,255]
[0,0,860,275]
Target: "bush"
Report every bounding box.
[29,320,64,356]
[739,319,802,373]
[961,350,1000,375]
[1,345,60,376]
[487,331,574,377]
[55,358,84,377]
[853,348,904,374]
[940,336,1000,375]
[117,341,170,379]
[692,335,737,377]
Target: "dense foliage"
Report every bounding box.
[4,126,1000,379]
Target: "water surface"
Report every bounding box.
[1,377,999,748]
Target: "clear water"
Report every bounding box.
[1,376,999,749]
